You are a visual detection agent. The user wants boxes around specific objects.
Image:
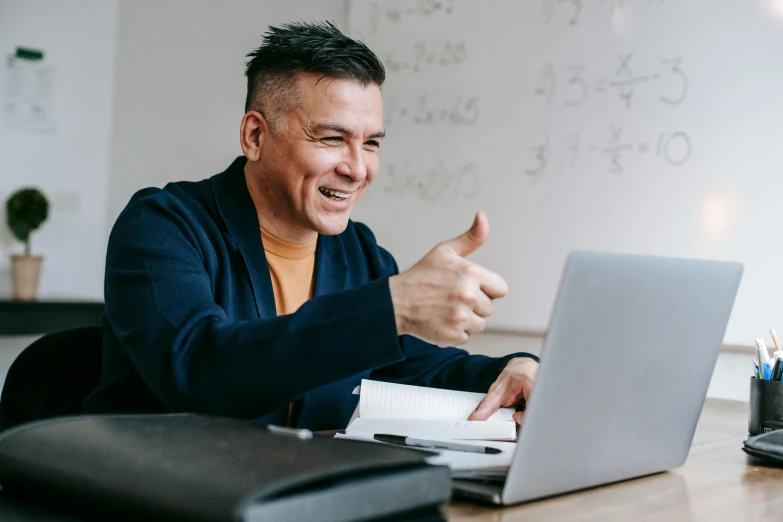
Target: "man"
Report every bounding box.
[83,22,539,431]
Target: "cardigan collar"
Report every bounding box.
[210,157,348,316]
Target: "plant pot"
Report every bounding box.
[11,254,43,300]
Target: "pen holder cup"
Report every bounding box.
[749,377,783,436]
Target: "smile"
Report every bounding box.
[319,187,351,200]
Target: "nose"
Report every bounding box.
[335,144,368,183]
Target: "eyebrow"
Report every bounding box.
[312,122,386,140]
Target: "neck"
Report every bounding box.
[244,162,317,245]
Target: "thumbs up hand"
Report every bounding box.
[388,212,508,347]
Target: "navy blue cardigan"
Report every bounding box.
[83,157,535,430]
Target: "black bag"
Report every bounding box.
[743,429,783,465]
[0,414,451,521]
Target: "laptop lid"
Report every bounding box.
[501,251,743,505]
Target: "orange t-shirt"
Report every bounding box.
[260,227,317,427]
[260,227,317,316]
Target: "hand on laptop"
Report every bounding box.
[468,357,539,425]
[388,211,508,347]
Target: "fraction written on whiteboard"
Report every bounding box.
[524,127,692,181]
[534,55,688,109]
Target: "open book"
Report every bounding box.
[344,379,517,441]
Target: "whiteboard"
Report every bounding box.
[348,0,783,345]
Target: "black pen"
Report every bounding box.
[373,434,502,454]
[772,359,783,381]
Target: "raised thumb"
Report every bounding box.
[441,211,489,258]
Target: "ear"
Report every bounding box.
[239,110,269,162]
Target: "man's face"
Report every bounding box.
[257,73,384,237]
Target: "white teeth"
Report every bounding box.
[320,188,350,199]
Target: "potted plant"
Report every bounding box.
[5,187,49,300]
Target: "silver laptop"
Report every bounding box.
[453,251,743,505]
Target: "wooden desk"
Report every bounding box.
[446,399,783,521]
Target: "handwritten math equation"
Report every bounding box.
[366,0,456,34]
[535,55,687,109]
[380,160,480,202]
[524,127,692,180]
[542,0,667,27]
[384,95,479,127]
[383,41,467,74]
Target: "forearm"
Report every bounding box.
[425,349,539,393]
[113,278,403,418]
[370,334,538,394]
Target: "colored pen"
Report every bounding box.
[754,360,761,379]
[373,434,502,454]
[756,338,771,379]
[772,359,783,381]
[772,329,782,352]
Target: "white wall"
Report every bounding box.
[107,0,349,226]
[464,332,752,401]
[0,0,749,402]
[0,0,349,298]
[0,0,119,299]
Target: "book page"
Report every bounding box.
[344,417,517,441]
[359,379,514,422]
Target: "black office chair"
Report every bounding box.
[0,326,103,432]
